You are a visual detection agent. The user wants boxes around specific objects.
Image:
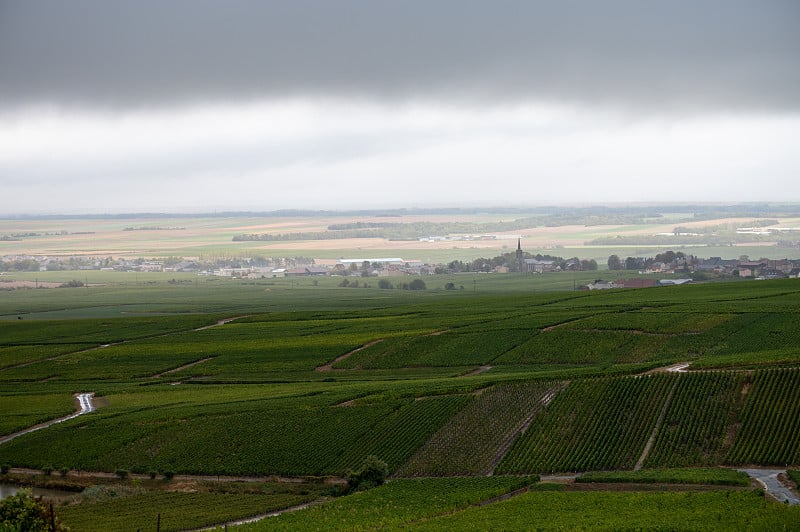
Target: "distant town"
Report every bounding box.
[3,244,800,291]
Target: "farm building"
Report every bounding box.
[523,259,557,273]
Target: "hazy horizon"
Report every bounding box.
[2,1,799,215]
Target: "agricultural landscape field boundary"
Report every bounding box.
[1,261,799,530]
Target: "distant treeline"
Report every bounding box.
[444,252,597,273]
[0,259,41,271]
[123,226,186,231]
[0,231,92,240]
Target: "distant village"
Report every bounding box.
[3,243,800,290]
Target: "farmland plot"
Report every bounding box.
[496,374,674,473]
[644,372,745,468]
[726,368,800,466]
[410,490,800,531]
[0,392,76,436]
[332,330,534,369]
[239,477,536,531]
[397,381,562,476]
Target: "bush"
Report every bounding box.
[378,279,393,289]
[163,470,175,480]
[0,489,68,531]
[41,466,53,476]
[0,464,9,474]
[148,470,157,480]
[115,469,129,479]
[345,456,388,494]
[408,279,426,290]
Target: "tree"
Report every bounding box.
[607,254,622,270]
[345,456,388,493]
[408,279,426,290]
[447,260,465,273]
[0,489,68,531]
[360,261,371,277]
[377,279,393,289]
[580,259,598,271]
[625,256,643,270]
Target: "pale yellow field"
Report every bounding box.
[1,214,799,260]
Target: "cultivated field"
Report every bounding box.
[2,218,800,528]
[3,209,800,262]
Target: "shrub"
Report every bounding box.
[0,489,68,531]
[345,456,388,494]
[115,469,129,479]
[408,279,426,290]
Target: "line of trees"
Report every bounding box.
[607,251,693,271]
[440,252,597,273]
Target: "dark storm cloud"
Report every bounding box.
[0,0,798,112]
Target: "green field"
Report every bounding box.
[2,271,799,529]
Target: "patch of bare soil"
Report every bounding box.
[92,396,111,408]
[778,472,798,493]
[724,422,741,448]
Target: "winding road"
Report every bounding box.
[738,468,800,505]
[0,393,95,445]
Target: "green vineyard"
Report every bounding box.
[645,372,745,468]
[727,368,800,466]
[2,276,800,529]
[496,375,674,473]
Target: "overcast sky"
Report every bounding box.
[1,1,799,215]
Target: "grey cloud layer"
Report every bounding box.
[1,0,798,112]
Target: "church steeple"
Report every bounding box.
[516,238,524,272]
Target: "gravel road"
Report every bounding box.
[738,468,799,505]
